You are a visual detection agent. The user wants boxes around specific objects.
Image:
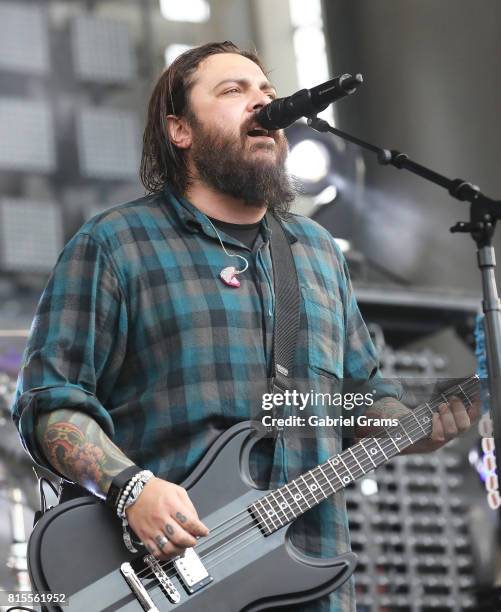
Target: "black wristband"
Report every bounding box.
[106,465,142,510]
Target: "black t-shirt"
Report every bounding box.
[208,216,261,250]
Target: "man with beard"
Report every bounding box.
[12,42,477,612]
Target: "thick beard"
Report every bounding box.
[188,116,297,216]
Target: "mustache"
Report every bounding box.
[241,118,282,142]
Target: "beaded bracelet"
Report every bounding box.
[116,470,154,553]
[117,471,146,518]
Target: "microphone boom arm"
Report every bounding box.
[308,114,501,492]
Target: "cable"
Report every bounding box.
[33,467,59,518]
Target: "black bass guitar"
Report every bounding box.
[27,376,479,611]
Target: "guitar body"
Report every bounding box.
[28,421,357,611]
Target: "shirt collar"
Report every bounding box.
[162,184,297,245]
[162,185,207,233]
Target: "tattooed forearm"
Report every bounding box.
[362,397,411,420]
[354,397,433,454]
[35,409,134,497]
[354,397,412,439]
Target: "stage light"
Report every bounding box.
[0,198,63,273]
[0,98,55,173]
[360,477,378,496]
[287,139,330,185]
[76,107,139,180]
[159,0,210,23]
[286,121,365,250]
[71,15,136,84]
[285,122,343,199]
[468,448,479,465]
[0,3,49,75]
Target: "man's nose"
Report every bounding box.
[249,90,272,112]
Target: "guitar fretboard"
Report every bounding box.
[250,375,479,535]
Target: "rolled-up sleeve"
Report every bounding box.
[11,231,128,469]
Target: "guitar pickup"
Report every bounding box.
[174,547,213,593]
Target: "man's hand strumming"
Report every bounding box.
[126,477,210,559]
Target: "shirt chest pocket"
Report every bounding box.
[301,286,344,379]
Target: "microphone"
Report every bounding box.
[256,73,363,130]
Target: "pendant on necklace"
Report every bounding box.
[220,266,241,288]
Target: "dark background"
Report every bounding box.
[322,0,501,291]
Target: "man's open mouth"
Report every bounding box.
[247,127,273,138]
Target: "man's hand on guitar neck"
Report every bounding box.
[35,409,209,560]
[355,394,481,453]
[413,394,481,453]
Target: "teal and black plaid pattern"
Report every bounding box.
[12,187,399,611]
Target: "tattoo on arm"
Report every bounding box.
[35,409,133,498]
[366,397,411,420]
[354,397,411,439]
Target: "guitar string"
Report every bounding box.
[186,376,476,539]
[135,377,479,585]
[185,377,473,549]
[170,426,444,586]
[135,377,479,584]
[137,381,478,589]
[146,404,458,610]
[138,433,441,592]
[147,526,268,610]
[195,377,479,548]
[140,417,446,594]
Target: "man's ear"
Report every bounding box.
[166,114,192,149]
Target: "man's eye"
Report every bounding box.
[266,93,276,100]
[224,88,240,94]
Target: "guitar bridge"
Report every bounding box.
[120,562,159,612]
[174,547,212,593]
[143,554,181,603]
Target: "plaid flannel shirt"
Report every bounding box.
[12,187,399,611]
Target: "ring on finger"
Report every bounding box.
[155,534,168,550]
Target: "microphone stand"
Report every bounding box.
[307,115,501,480]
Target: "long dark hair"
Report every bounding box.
[140,41,266,196]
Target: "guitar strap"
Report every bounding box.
[267,213,301,395]
[59,214,301,505]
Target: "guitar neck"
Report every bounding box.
[250,375,479,535]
